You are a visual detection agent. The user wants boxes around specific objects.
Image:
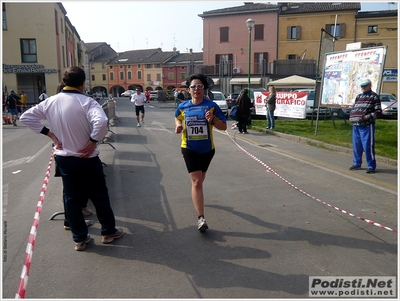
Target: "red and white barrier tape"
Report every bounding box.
[225,131,397,233]
[15,153,53,299]
[381,100,398,112]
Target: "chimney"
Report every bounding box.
[189,48,193,54]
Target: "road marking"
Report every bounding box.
[3,142,52,168]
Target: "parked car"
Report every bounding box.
[226,93,239,108]
[293,89,331,119]
[331,108,350,119]
[121,90,134,97]
[149,91,158,100]
[149,90,167,102]
[211,91,228,117]
[379,93,397,118]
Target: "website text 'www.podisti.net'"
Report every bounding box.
[309,276,396,298]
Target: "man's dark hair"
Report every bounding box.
[185,74,209,90]
[62,66,86,88]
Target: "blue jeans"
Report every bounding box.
[352,124,376,170]
[266,110,275,128]
[55,155,117,242]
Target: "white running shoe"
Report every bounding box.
[197,216,208,232]
[137,123,140,127]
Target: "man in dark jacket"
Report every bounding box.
[236,88,252,134]
[5,89,21,126]
[349,78,381,174]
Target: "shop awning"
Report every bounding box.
[230,78,261,85]
[210,78,220,85]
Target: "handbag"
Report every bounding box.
[229,105,238,120]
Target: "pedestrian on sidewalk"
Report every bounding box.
[20,66,123,251]
[131,87,146,127]
[349,78,381,174]
[175,73,227,232]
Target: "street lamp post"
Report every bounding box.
[246,18,255,97]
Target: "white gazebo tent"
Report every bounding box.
[267,75,316,90]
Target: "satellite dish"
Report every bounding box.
[207,77,214,90]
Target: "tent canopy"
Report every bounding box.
[267,75,316,88]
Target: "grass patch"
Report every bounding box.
[250,118,398,160]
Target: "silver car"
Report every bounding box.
[379,93,397,118]
[210,91,228,117]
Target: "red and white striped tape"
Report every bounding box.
[15,153,53,299]
[381,100,398,112]
[226,131,397,233]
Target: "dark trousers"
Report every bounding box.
[238,116,249,133]
[55,155,116,242]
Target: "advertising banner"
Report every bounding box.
[254,91,308,119]
[320,46,387,108]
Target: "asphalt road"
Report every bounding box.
[2,98,397,298]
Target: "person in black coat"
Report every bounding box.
[236,88,252,134]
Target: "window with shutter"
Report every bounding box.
[287,26,300,40]
[220,27,229,42]
[254,24,264,41]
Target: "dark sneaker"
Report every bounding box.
[366,168,375,174]
[102,228,124,244]
[197,217,208,232]
[75,235,92,251]
[349,165,361,170]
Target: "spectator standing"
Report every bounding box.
[177,90,185,102]
[175,74,227,232]
[20,66,123,251]
[38,90,48,102]
[20,91,28,113]
[131,87,146,127]
[266,85,277,129]
[5,89,21,126]
[236,88,252,134]
[145,90,150,103]
[54,81,93,229]
[349,78,381,174]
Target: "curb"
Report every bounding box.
[251,126,397,167]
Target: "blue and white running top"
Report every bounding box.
[175,98,227,154]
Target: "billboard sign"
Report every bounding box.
[320,46,387,108]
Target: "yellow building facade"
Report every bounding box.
[2,3,82,102]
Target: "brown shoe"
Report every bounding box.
[75,235,92,251]
[102,228,124,244]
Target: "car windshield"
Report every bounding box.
[380,94,396,102]
[213,93,224,100]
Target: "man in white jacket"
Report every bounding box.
[20,66,123,251]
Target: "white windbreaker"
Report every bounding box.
[20,90,108,158]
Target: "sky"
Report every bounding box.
[61,1,398,54]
